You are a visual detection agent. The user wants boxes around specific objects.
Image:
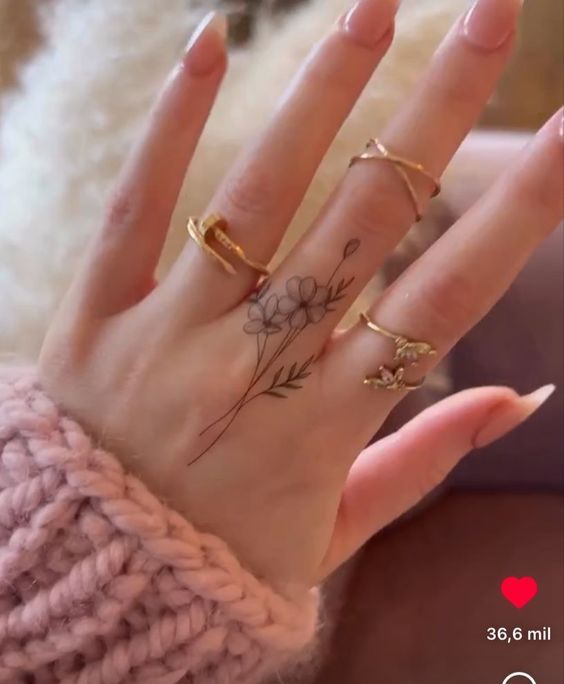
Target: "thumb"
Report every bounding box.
[320,384,554,579]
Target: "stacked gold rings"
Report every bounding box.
[187,214,270,277]
[187,138,439,392]
[361,312,436,392]
[349,137,441,222]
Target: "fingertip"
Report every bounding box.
[184,11,228,77]
[472,383,556,449]
[516,383,556,415]
[339,0,399,50]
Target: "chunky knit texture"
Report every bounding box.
[0,367,318,683]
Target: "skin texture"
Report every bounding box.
[38,0,563,591]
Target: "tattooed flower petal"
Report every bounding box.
[289,308,309,329]
[299,276,317,302]
[248,302,265,321]
[286,276,302,301]
[263,294,279,319]
[309,285,329,307]
[245,295,284,335]
[244,319,267,334]
[278,296,296,315]
[308,305,326,324]
[277,276,330,328]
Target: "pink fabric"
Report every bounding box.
[0,367,318,683]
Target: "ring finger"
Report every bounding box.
[327,109,563,444]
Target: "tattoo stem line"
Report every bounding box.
[192,328,303,463]
[199,332,268,436]
[191,238,360,465]
[196,329,295,455]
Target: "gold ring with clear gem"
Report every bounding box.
[187,214,270,277]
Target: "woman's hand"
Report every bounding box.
[38,0,563,591]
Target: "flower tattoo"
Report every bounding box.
[244,295,285,335]
[192,239,360,464]
[278,276,330,329]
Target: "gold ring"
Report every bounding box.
[364,366,425,392]
[349,138,441,222]
[360,312,436,365]
[360,311,436,392]
[187,214,270,277]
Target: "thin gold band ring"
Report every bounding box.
[360,311,436,392]
[359,312,437,365]
[363,366,425,392]
[349,138,441,222]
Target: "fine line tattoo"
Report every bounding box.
[190,239,360,464]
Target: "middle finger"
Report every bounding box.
[162,0,399,321]
[262,0,522,349]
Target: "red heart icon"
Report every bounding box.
[501,577,538,609]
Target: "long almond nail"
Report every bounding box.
[463,0,523,51]
[341,0,400,49]
[474,384,556,448]
[185,12,227,76]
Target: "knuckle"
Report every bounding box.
[417,268,478,337]
[38,332,83,403]
[39,307,89,379]
[221,160,277,218]
[304,45,349,93]
[433,73,479,113]
[103,188,138,238]
[516,174,562,223]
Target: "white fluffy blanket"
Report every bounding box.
[0,0,466,360]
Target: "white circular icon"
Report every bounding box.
[502,673,536,684]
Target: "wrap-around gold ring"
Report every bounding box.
[349,137,441,222]
[360,311,436,392]
[359,312,437,365]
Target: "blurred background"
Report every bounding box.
[228,0,563,128]
[2,0,563,129]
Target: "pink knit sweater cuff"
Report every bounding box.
[0,367,319,683]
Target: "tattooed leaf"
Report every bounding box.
[289,362,298,378]
[330,277,355,304]
[272,367,284,385]
[265,390,287,399]
[299,356,315,374]
[285,383,303,390]
[343,239,360,259]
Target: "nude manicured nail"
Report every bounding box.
[185,11,227,76]
[342,0,400,49]
[474,384,556,448]
[463,0,523,51]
